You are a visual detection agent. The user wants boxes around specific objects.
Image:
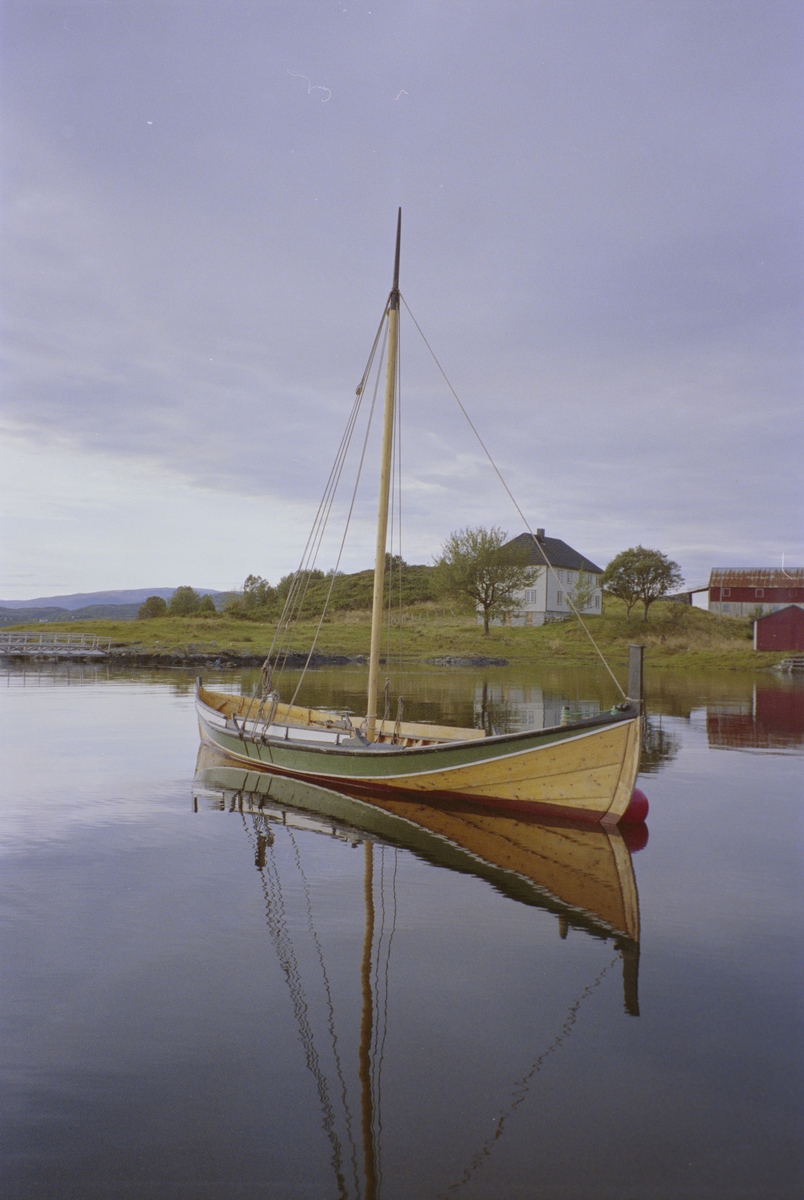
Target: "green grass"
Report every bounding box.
[4,598,789,670]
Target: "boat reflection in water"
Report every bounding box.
[195,745,646,1197]
[194,745,644,1015]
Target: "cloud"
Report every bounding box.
[1,2,801,594]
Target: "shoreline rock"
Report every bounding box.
[3,645,513,669]
[104,648,366,668]
[426,655,509,667]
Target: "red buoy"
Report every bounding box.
[620,787,649,824]
[621,821,649,852]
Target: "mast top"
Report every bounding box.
[391,208,401,305]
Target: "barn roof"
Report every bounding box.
[506,532,603,574]
[754,604,804,623]
[709,568,804,588]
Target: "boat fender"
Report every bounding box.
[621,821,649,852]
[620,787,649,824]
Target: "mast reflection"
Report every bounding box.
[194,746,647,1196]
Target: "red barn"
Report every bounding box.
[708,568,804,618]
[753,605,804,652]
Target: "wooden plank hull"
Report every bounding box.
[196,683,641,825]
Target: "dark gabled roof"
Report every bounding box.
[506,533,603,575]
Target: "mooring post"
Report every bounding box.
[628,644,644,711]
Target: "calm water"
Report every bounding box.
[1,662,802,1200]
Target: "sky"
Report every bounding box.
[1,0,802,599]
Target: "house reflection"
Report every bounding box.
[706,685,804,750]
[473,681,600,734]
[474,682,679,775]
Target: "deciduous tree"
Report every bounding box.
[434,526,533,635]
[568,570,598,613]
[601,547,683,621]
[242,574,275,610]
[167,586,201,616]
[137,595,167,619]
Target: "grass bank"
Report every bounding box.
[4,598,790,671]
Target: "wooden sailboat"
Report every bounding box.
[196,212,643,826]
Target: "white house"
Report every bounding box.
[489,530,604,627]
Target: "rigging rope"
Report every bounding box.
[241,811,350,1197]
[288,327,387,709]
[286,826,361,1197]
[439,953,619,1197]
[401,296,627,699]
[253,299,391,715]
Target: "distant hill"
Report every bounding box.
[0,604,146,626]
[0,588,225,611]
[0,607,69,627]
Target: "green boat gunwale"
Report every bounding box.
[196,680,639,773]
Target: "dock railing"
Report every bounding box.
[0,631,113,657]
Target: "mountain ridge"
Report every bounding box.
[0,587,227,611]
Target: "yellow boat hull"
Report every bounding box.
[196,684,642,826]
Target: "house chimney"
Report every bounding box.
[536,528,545,541]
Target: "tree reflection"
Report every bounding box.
[639,716,680,774]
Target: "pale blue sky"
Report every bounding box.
[2,1,801,598]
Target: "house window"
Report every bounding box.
[556,591,563,605]
[755,589,764,597]
[524,589,537,603]
[594,594,600,608]
[722,588,731,597]
[556,570,563,582]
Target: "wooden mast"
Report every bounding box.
[366,209,401,741]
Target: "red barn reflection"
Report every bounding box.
[707,687,804,750]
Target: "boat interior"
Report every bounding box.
[197,681,486,748]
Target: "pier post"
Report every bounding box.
[628,644,644,711]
